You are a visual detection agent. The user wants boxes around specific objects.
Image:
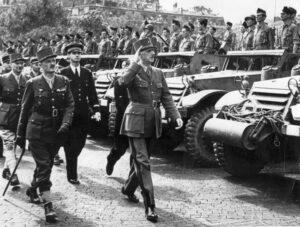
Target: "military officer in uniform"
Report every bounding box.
[29,57,41,78]
[60,43,100,184]
[276,7,300,53]
[253,8,274,50]
[169,19,182,52]
[221,22,236,51]
[0,53,30,186]
[242,15,257,50]
[178,25,195,51]
[195,18,214,54]
[16,47,74,223]
[117,26,135,55]
[119,38,183,222]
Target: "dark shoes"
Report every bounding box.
[44,202,58,223]
[26,187,41,204]
[146,208,158,223]
[2,168,11,180]
[106,159,116,176]
[121,187,139,203]
[68,179,80,185]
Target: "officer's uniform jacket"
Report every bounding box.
[0,72,31,132]
[221,29,236,51]
[98,38,111,57]
[242,27,255,50]
[121,36,135,55]
[17,74,74,143]
[178,37,195,52]
[120,62,180,138]
[60,66,100,128]
[84,39,99,54]
[277,22,299,53]
[169,31,182,52]
[253,22,274,50]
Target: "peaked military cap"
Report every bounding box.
[2,54,10,64]
[36,47,57,62]
[65,42,84,54]
[144,24,154,31]
[10,53,25,63]
[226,21,233,26]
[133,38,157,52]
[172,19,181,27]
[257,8,266,15]
[198,18,208,27]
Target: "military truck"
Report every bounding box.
[92,51,222,137]
[163,49,300,166]
[203,72,300,177]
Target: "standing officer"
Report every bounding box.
[16,47,74,223]
[29,57,41,78]
[60,43,100,184]
[178,24,195,51]
[276,7,300,53]
[119,38,183,222]
[221,22,236,51]
[242,15,257,50]
[0,53,30,186]
[253,8,274,50]
[169,19,182,52]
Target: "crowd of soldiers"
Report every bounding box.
[0,4,299,224]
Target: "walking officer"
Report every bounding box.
[60,43,100,185]
[16,47,74,223]
[0,53,30,186]
[119,38,183,222]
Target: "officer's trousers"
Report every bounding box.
[123,137,155,208]
[107,134,128,164]
[63,126,88,180]
[0,129,17,172]
[29,140,60,192]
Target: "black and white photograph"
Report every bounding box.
[0,0,300,226]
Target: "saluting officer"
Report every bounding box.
[60,43,100,184]
[253,8,274,50]
[169,19,182,52]
[0,53,30,186]
[119,38,183,222]
[16,47,74,223]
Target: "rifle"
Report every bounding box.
[153,32,169,47]
[3,144,26,196]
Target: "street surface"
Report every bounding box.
[0,137,300,226]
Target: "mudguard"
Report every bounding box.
[214,90,245,111]
[181,89,227,108]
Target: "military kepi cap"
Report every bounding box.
[36,47,57,62]
[65,42,84,54]
[133,38,157,52]
[10,53,25,63]
[257,8,266,15]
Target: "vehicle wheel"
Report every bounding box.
[214,143,265,177]
[184,106,216,166]
[108,112,116,137]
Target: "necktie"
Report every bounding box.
[75,68,79,77]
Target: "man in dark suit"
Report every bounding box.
[16,47,74,223]
[119,38,183,222]
[0,53,30,186]
[60,43,100,185]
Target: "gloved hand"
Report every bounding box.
[15,136,25,148]
[57,123,69,135]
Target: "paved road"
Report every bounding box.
[0,137,300,226]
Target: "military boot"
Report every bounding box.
[2,168,11,180]
[44,202,57,223]
[145,206,158,223]
[10,174,20,186]
[26,187,41,204]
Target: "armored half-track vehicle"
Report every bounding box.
[92,51,220,137]
[204,74,300,177]
[163,49,300,165]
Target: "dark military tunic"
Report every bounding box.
[277,23,299,53]
[179,37,195,51]
[60,66,100,181]
[17,74,74,192]
[242,27,255,50]
[253,22,274,50]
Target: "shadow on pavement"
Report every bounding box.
[227,173,300,216]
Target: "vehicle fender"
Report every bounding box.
[181,89,227,108]
[214,90,245,111]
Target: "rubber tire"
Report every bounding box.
[215,144,265,177]
[108,112,116,137]
[184,106,216,166]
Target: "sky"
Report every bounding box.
[159,0,300,24]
